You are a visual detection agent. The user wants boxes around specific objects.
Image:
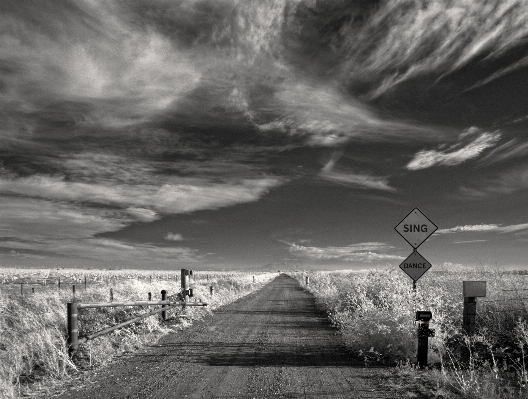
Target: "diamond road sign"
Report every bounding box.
[395,208,437,249]
[399,251,432,282]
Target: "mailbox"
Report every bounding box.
[415,311,432,322]
[463,281,486,297]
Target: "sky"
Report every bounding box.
[1,0,528,271]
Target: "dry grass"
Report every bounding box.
[290,265,528,398]
[0,267,276,398]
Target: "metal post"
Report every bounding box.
[161,290,168,321]
[32,287,35,294]
[67,302,79,357]
[413,280,417,291]
[417,323,429,368]
[416,311,433,368]
[72,285,76,298]
[210,286,214,296]
[305,276,309,285]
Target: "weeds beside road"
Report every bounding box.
[0,268,275,398]
[290,266,528,398]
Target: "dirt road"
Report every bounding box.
[55,275,407,398]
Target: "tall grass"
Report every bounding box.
[290,265,528,398]
[0,267,276,398]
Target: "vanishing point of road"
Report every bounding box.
[54,275,409,398]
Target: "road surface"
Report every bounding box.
[54,275,407,398]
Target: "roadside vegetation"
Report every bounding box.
[0,267,276,398]
[290,265,528,399]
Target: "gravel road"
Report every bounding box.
[54,274,407,398]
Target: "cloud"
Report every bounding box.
[0,196,200,264]
[477,139,528,166]
[456,164,528,199]
[319,151,396,191]
[407,127,501,170]
[438,223,528,234]
[0,175,283,215]
[287,242,404,263]
[165,232,184,241]
[336,0,528,97]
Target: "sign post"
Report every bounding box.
[395,208,438,368]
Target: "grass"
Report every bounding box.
[289,265,528,398]
[0,267,276,398]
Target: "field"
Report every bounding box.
[3,265,528,398]
[0,267,276,398]
[290,265,528,398]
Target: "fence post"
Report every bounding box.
[110,288,113,302]
[210,286,214,296]
[181,269,189,299]
[20,283,23,296]
[67,302,79,357]
[253,276,255,283]
[161,290,168,321]
[58,277,61,291]
[461,281,486,362]
[84,276,87,290]
[32,287,35,294]
[305,276,309,285]
[72,285,76,299]
[148,292,152,301]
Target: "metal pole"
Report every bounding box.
[67,302,79,357]
[161,290,168,321]
[417,321,429,368]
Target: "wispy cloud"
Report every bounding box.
[319,151,395,191]
[438,223,528,234]
[407,127,501,170]
[287,241,404,263]
[477,139,528,166]
[456,164,528,199]
[338,0,528,97]
[0,175,283,215]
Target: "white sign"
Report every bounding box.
[399,251,432,282]
[395,208,437,249]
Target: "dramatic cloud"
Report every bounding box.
[337,0,528,97]
[407,128,501,170]
[287,242,404,263]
